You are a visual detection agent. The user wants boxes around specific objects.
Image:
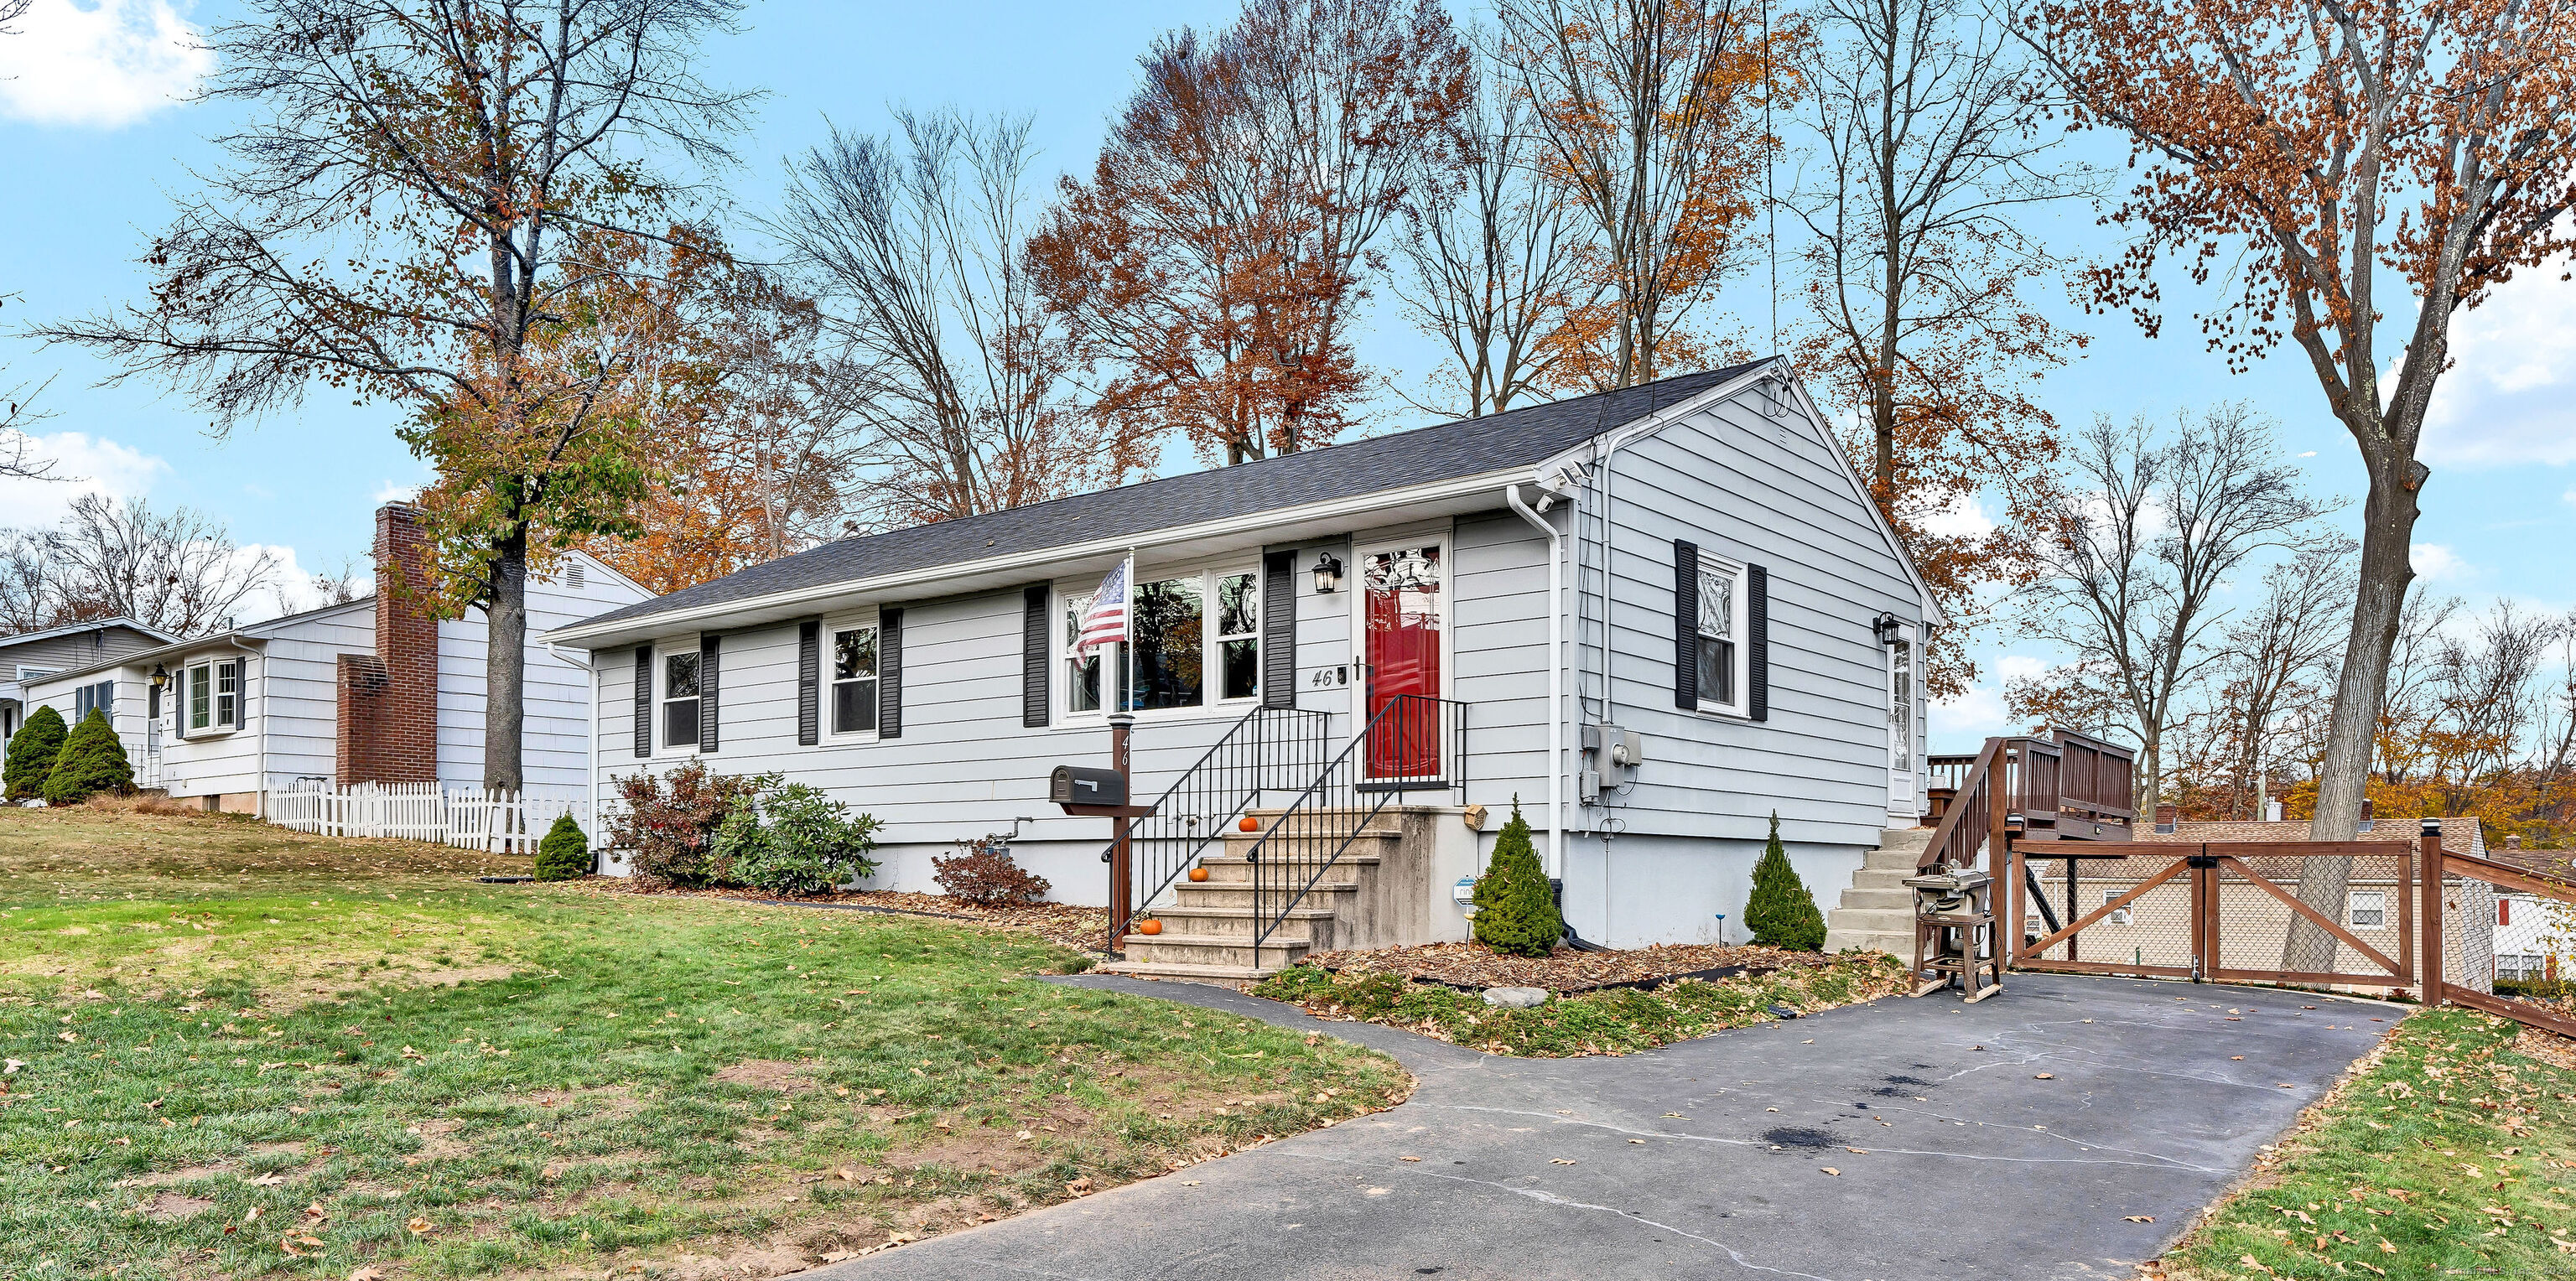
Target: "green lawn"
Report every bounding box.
[2162,1008,2576,1279]
[0,804,1409,1278]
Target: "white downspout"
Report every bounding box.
[1505,483,1565,879]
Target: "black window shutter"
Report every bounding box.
[231,660,249,731]
[698,633,721,753]
[1674,539,1699,709]
[1748,564,1769,722]
[797,620,822,746]
[1021,585,1051,729]
[632,645,652,758]
[878,608,904,739]
[1261,549,1297,708]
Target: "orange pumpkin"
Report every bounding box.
[1137,918,1164,936]
[1188,866,1210,883]
[1239,815,1260,832]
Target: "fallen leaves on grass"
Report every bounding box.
[1301,940,1829,993]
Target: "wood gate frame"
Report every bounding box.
[2007,838,2418,990]
[2424,843,2576,1039]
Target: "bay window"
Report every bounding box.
[1062,566,1259,718]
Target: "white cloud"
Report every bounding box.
[2411,542,2472,583]
[371,480,420,503]
[2298,450,2317,458]
[2420,261,2576,467]
[1930,655,2052,747]
[0,0,213,128]
[1915,494,1997,540]
[238,543,371,624]
[0,428,169,525]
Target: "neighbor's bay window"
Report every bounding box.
[184,659,242,733]
[831,625,878,734]
[1063,567,1259,717]
[662,651,701,749]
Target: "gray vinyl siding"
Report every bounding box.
[1587,394,1919,849]
[436,558,649,791]
[1450,510,1555,822]
[0,625,165,679]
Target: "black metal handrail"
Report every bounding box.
[1098,703,1331,922]
[1241,694,1467,954]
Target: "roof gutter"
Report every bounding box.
[542,466,1537,649]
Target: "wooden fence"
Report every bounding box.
[267,781,589,856]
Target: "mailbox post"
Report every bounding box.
[1048,717,1154,952]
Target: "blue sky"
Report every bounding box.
[2,0,2570,751]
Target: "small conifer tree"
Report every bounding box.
[1743,811,1826,952]
[4,704,68,801]
[533,814,591,880]
[1472,797,1563,957]
[44,708,135,805]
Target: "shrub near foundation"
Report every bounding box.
[532,813,592,880]
[43,708,135,806]
[1742,812,1826,952]
[1471,800,1562,957]
[3,704,66,801]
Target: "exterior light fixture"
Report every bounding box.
[1871,612,1903,646]
[1312,551,1343,594]
[150,662,169,690]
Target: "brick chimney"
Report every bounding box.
[2359,796,2375,832]
[335,503,439,784]
[2506,833,2522,850]
[2154,803,2178,833]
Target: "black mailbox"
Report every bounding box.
[1049,765,1128,808]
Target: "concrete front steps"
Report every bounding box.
[1094,808,1401,982]
[1822,827,1935,959]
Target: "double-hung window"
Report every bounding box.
[662,650,701,749]
[1695,554,1746,713]
[831,624,878,734]
[1063,567,1259,718]
[74,680,114,723]
[184,660,242,733]
[2348,890,2386,929]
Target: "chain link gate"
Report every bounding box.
[2010,842,2418,991]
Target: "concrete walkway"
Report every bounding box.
[809,972,2394,1281]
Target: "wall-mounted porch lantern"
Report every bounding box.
[1871,612,1903,646]
[1311,551,1344,594]
[149,662,169,690]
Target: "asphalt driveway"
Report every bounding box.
[810,972,2395,1281]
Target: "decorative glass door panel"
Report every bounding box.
[1363,544,1443,780]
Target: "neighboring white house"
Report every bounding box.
[22,504,649,813]
[2489,838,2576,985]
[544,361,1943,965]
[2,617,176,743]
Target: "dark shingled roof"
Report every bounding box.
[573,363,1760,631]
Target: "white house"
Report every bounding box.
[2489,838,2576,985]
[544,361,1943,971]
[21,504,649,813]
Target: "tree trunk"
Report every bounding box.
[2284,456,2420,971]
[484,528,529,793]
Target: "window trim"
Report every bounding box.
[1054,562,1265,725]
[824,612,882,739]
[2347,889,2387,929]
[182,658,243,735]
[1692,551,1751,718]
[657,642,705,756]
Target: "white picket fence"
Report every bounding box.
[267,781,589,855]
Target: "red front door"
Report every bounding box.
[1362,544,1443,780]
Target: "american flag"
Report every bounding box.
[1075,560,1129,655]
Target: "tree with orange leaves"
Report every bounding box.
[42,1,756,791]
[1032,0,1472,465]
[1491,0,1795,391]
[1789,0,2090,697]
[2030,0,2576,853]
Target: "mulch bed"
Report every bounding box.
[615,884,1113,954]
[1301,940,1833,994]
